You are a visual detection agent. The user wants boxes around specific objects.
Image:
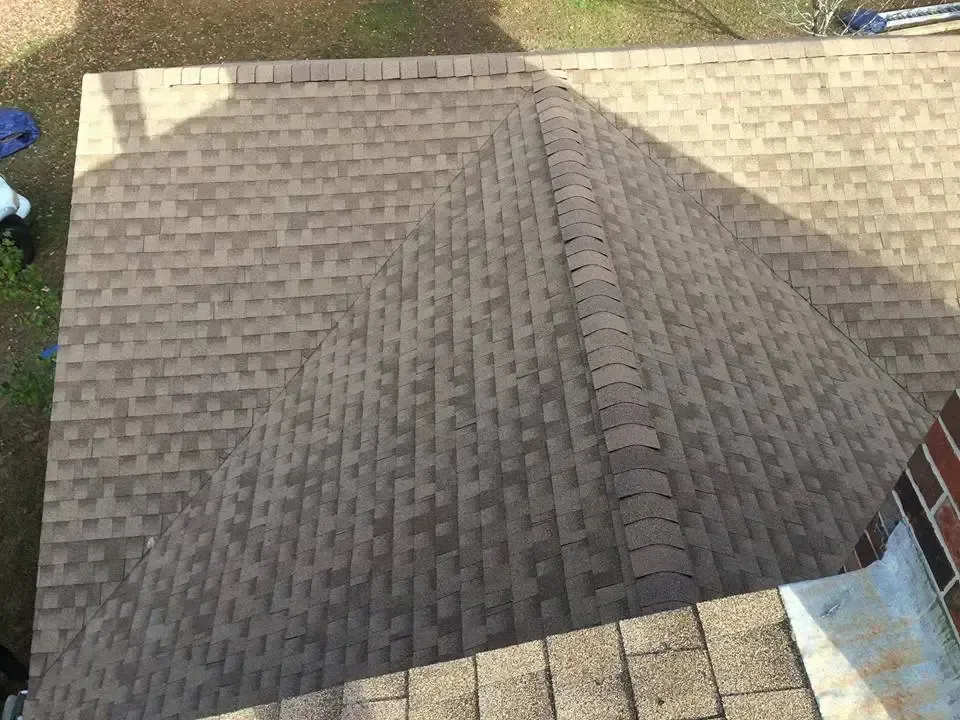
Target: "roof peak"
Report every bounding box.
[531,74,696,609]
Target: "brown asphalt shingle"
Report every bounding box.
[32,37,954,717]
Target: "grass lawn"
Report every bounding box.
[0,0,785,691]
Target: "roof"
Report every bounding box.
[32,36,957,717]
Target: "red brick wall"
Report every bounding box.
[844,390,960,635]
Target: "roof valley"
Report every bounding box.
[533,71,697,611]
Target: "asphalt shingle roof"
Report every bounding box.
[32,36,956,717]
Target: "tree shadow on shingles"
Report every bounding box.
[567,85,941,543]
[592,99,952,415]
[570,90,953,720]
[0,0,524,247]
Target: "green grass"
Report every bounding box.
[503,0,785,49]
[0,0,787,688]
[335,0,436,57]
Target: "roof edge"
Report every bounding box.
[80,34,960,93]
[533,71,697,612]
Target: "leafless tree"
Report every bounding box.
[770,0,892,35]
[771,0,847,35]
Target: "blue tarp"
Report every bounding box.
[0,108,40,160]
[842,8,888,32]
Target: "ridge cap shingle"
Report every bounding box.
[532,71,696,610]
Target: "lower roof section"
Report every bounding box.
[189,589,820,720]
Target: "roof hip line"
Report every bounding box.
[532,71,697,612]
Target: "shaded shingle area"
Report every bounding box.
[569,47,960,411]
[29,98,638,719]
[573,97,930,597]
[36,73,529,670]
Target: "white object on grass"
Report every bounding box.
[0,175,30,221]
